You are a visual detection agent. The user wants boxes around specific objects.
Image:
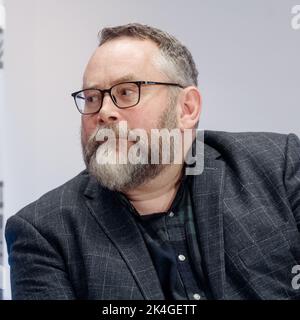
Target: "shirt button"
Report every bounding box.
[178,254,186,262]
[169,211,174,217]
[193,293,201,300]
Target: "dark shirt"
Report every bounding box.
[117,175,211,300]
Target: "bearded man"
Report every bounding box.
[5,23,300,300]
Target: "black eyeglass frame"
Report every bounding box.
[71,81,184,115]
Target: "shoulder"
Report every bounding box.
[203,130,300,182]
[204,130,292,153]
[204,130,299,162]
[6,170,93,228]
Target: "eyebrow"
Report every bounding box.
[83,74,138,90]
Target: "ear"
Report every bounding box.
[177,87,202,130]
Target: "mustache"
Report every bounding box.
[84,123,130,160]
[89,123,129,144]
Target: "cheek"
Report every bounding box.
[126,114,153,131]
[125,107,161,131]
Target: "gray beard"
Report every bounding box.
[81,98,177,192]
[89,152,164,191]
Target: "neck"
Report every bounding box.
[124,164,184,215]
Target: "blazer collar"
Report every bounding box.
[191,142,226,299]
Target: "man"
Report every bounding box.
[5,23,300,300]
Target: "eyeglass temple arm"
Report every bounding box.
[141,81,184,88]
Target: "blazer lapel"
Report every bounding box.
[191,143,226,299]
[83,176,164,300]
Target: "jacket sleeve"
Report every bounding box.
[284,133,300,230]
[5,214,76,300]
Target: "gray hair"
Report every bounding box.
[98,23,198,87]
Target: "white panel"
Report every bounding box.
[0,0,5,300]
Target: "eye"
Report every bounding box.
[120,88,134,96]
[86,96,96,102]
[84,93,100,103]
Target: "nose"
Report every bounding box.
[96,92,120,125]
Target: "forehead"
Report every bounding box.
[83,37,163,88]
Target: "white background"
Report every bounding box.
[1,0,300,299]
[0,0,5,298]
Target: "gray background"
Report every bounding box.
[1,0,300,298]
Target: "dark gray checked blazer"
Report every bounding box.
[5,131,300,300]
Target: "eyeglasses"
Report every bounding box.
[71,81,184,115]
